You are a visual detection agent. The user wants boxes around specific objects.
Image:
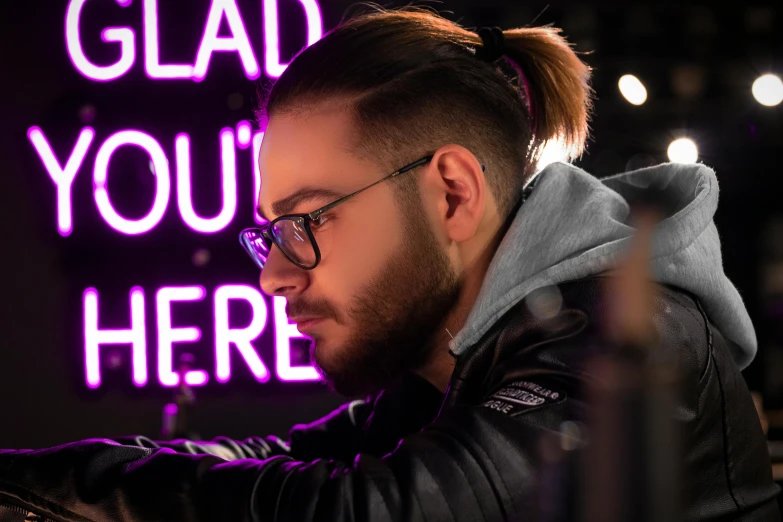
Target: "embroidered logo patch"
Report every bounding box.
[482,380,565,416]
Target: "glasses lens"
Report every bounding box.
[272,217,317,268]
[239,228,271,270]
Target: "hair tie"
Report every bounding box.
[476,27,506,63]
[476,26,537,137]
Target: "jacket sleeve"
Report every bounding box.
[108,398,372,464]
[109,434,293,462]
[0,400,558,522]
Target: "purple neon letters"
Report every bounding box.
[65,0,322,81]
[85,286,319,388]
[29,127,260,235]
[31,125,315,390]
[44,0,325,389]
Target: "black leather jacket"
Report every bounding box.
[0,276,779,521]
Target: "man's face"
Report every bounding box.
[257,107,462,396]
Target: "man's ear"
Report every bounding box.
[421,144,488,243]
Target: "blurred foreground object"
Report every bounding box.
[580,208,681,522]
[754,392,770,436]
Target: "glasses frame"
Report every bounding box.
[240,155,439,271]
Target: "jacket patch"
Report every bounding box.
[482,380,565,416]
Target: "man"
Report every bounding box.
[0,7,779,521]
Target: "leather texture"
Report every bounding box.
[0,276,779,521]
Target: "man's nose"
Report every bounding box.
[259,245,309,297]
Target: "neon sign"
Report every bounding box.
[93,129,172,235]
[29,126,266,236]
[65,0,323,81]
[175,130,238,234]
[28,127,95,237]
[85,285,318,389]
[28,0,325,389]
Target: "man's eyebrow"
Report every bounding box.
[257,187,345,221]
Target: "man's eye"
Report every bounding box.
[311,214,331,229]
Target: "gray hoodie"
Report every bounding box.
[449,161,756,370]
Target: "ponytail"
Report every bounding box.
[501,27,593,163]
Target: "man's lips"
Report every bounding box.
[290,316,326,331]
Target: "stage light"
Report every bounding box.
[536,140,569,171]
[667,138,698,164]
[752,74,783,107]
[618,74,647,105]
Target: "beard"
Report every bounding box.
[308,200,463,397]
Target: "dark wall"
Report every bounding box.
[0,0,780,448]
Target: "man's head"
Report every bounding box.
[254,8,592,396]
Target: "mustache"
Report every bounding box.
[286,297,342,324]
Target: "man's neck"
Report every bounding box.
[416,228,505,392]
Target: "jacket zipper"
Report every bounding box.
[0,500,56,521]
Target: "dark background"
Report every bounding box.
[0,0,781,448]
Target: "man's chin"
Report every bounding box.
[308,338,343,381]
[307,333,342,367]
[310,340,381,397]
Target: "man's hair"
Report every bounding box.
[257,6,593,218]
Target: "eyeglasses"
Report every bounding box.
[239,155,435,271]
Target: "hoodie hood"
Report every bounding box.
[450,161,756,369]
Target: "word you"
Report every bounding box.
[29,123,264,236]
[67,0,322,81]
[85,284,320,389]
